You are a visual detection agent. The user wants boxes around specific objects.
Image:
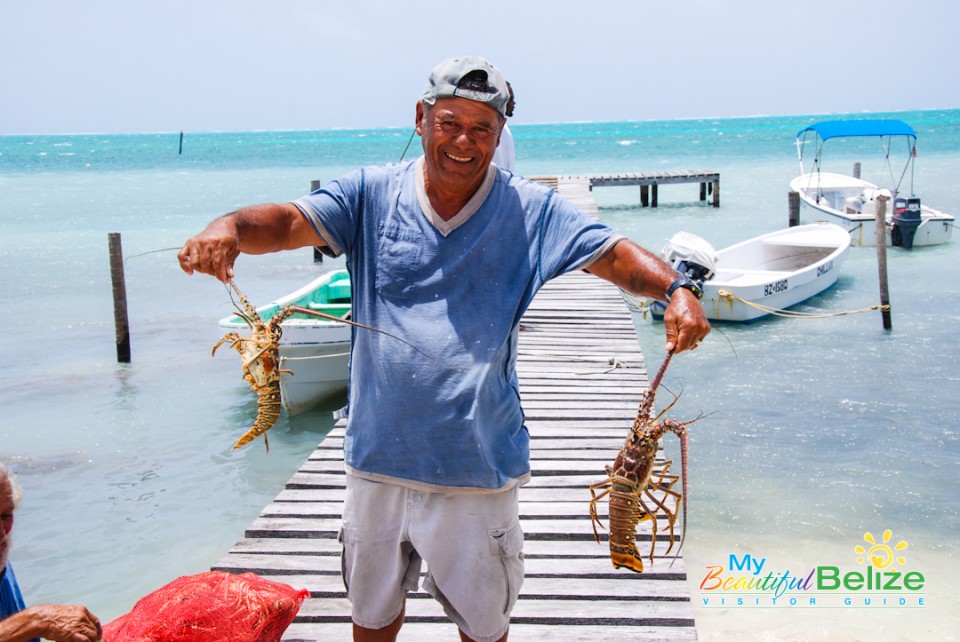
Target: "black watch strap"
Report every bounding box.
[666,275,703,301]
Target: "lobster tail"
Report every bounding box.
[607,484,648,572]
[232,379,282,451]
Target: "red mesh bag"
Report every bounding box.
[102,571,309,642]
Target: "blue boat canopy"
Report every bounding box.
[797,119,916,141]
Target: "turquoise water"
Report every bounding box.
[2,109,958,639]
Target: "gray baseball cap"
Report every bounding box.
[421,56,510,117]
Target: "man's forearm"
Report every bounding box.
[587,238,678,299]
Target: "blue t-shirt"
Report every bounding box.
[294,159,619,490]
[1,562,41,642]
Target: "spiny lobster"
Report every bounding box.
[588,352,705,572]
[212,279,423,452]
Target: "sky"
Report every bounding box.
[2,0,958,135]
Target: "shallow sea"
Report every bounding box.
[1,109,958,640]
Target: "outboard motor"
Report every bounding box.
[891,197,922,249]
[660,231,718,289]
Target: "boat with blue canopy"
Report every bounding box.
[789,119,954,248]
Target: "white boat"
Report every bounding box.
[645,223,851,323]
[219,269,351,416]
[790,119,954,248]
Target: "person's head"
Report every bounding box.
[417,56,510,188]
[505,82,515,118]
[0,463,21,570]
[421,56,511,119]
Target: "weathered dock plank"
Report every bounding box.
[212,184,697,640]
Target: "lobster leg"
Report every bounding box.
[588,479,612,541]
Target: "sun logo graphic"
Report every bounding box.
[854,529,908,571]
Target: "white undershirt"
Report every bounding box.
[414,156,497,237]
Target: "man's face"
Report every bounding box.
[417,97,503,189]
[0,480,14,569]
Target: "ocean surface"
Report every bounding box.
[2,109,958,641]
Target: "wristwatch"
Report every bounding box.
[665,275,703,301]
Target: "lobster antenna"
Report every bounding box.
[225,279,434,359]
[224,279,256,325]
[649,352,673,393]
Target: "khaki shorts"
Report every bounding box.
[340,475,524,642]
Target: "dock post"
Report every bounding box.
[712,179,720,207]
[640,185,649,207]
[875,195,892,330]
[699,182,706,201]
[310,180,323,263]
[651,183,658,208]
[108,233,131,363]
[788,191,800,227]
[853,162,861,179]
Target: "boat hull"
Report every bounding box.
[790,174,954,248]
[651,223,851,323]
[279,349,350,415]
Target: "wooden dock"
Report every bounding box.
[566,170,720,208]
[212,178,698,640]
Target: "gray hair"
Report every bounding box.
[0,462,22,508]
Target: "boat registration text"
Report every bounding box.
[764,280,788,296]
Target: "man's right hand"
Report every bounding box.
[35,604,102,642]
[177,203,325,283]
[177,216,241,283]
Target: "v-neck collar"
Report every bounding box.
[415,156,496,237]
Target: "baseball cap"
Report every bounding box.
[422,56,510,117]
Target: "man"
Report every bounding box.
[0,464,102,642]
[179,55,709,642]
[491,82,515,171]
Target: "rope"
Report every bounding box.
[280,352,350,362]
[621,291,651,319]
[398,128,416,162]
[716,289,890,319]
[620,289,889,320]
[124,246,181,264]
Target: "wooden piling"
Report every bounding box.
[788,191,800,227]
[108,233,131,363]
[179,131,184,155]
[853,162,861,179]
[875,195,892,330]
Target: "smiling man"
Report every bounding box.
[179,55,709,642]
